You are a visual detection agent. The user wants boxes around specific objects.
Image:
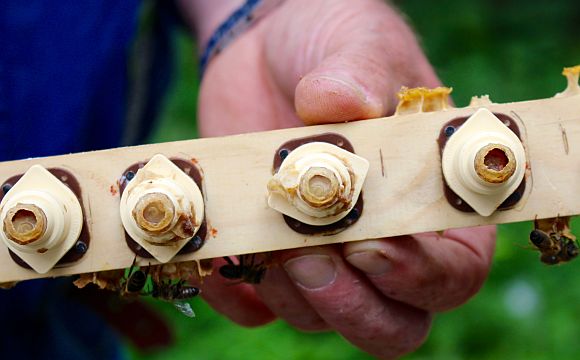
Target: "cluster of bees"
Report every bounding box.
[118,258,201,317]
[75,253,268,317]
[529,216,578,265]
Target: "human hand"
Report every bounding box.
[179,0,496,358]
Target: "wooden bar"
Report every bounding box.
[0,93,579,283]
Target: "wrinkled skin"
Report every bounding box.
[179,0,496,358]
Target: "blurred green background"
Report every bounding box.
[130,0,580,359]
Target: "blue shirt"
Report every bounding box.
[1,0,141,160]
[0,1,176,358]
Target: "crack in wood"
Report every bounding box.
[379,149,385,178]
[559,123,570,155]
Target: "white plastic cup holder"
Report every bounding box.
[0,166,83,273]
[442,109,526,216]
[119,154,205,263]
[267,142,369,226]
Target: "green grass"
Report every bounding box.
[131,1,580,359]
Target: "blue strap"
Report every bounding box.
[198,0,284,78]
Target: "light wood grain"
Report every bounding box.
[0,93,579,282]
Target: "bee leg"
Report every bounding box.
[552,214,560,233]
[250,253,257,267]
[120,256,139,292]
[127,256,138,276]
[139,265,154,295]
[223,256,236,266]
[148,263,157,282]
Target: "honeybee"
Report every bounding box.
[219,253,267,284]
[529,216,578,265]
[151,279,200,318]
[119,257,200,317]
[119,257,149,296]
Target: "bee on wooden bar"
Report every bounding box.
[530,216,578,265]
[219,253,267,284]
[117,257,200,317]
[119,257,149,296]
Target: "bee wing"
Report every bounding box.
[173,301,195,318]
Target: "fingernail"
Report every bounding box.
[284,254,337,290]
[346,250,392,275]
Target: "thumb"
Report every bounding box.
[294,52,392,125]
[293,5,441,125]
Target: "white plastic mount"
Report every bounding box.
[119,154,204,263]
[442,108,526,216]
[0,165,83,273]
[267,142,369,226]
